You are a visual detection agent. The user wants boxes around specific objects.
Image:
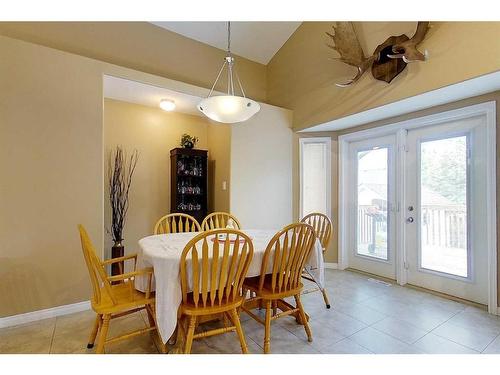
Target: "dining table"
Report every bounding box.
[135,228,325,345]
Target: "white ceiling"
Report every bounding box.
[103,75,203,116]
[151,22,301,65]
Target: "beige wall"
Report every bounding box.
[0,36,103,317]
[103,99,222,254]
[0,22,267,102]
[231,104,294,229]
[268,22,500,130]
[207,124,232,213]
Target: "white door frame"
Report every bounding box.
[338,101,497,314]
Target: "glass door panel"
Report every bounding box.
[347,134,396,280]
[356,147,389,260]
[419,136,468,277]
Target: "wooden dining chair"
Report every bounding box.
[78,225,158,354]
[300,212,333,308]
[178,229,254,354]
[201,212,242,231]
[154,213,201,234]
[242,223,316,353]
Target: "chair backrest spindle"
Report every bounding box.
[201,212,242,231]
[300,213,332,253]
[258,223,316,294]
[154,213,201,234]
[180,229,253,309]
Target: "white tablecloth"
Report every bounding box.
[136,229,324,344]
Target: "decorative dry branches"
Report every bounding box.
[108,146,139,243]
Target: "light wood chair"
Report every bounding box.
[178,229,254,354]
[242,223,316,353]
[154,213,201,234]
[300,213,333,308]
[78,225,158,354]
[201,212,241,231]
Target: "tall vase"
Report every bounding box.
[111,240,124,284]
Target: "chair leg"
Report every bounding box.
[87,314,101,349]
[184,316,197,354]
[264,300,272,354]
[321,288,331,309]
[146,305,156,328]
[229,309,249,354]
[170,317,186,353]
[295,295,312,343]
[272,300,277,317]
[96,314,110,354]
[222,312,231,328]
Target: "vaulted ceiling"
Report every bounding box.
[151,22,302,65]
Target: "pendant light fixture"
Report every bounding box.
[198,22,260,124]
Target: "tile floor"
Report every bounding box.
[2,269,500,354]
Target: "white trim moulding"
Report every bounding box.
[0,301,91,329]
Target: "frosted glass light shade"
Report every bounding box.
[198,95,260,124]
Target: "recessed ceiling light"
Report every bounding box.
[159,99,176,112]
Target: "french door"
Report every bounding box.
[343,105,494,306]
[405,116,489,304]
[347,135,397,279]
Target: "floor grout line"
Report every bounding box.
[481,332,500,353]
[428,314,499,353]
[324,272,485,353]
[320,336,376,354]
[368,323,426,346]
[401,308,472,353]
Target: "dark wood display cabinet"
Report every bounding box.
[170,148,208,224]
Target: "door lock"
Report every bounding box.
[406,217,414,223]
[408,206,414,211]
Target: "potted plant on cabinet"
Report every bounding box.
[180,134,199,149]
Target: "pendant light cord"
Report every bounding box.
[205,20,246,98]
[227,21,231,55]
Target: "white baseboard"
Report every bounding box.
[0,300,91,329]
[324,262,338,269]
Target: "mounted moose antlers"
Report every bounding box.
[327,22,429,87]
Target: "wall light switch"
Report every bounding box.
[222,181,227,191]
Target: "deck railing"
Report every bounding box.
[357,204,466,249]
[357,205,387,246]
[421,205,466,249]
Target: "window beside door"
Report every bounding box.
[299,137,331,219]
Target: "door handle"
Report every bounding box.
[406,217,414,223]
